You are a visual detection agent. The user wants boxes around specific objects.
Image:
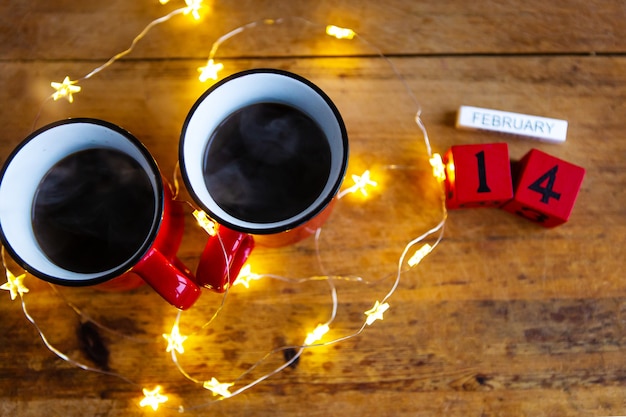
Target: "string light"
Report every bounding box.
[429,153,446,183]
[192,209,217,236]
[183,0,204,20]
[364,301,390,325]
[203,377,234,399]
[0,270,28,301]
[353,170,378,196]
[163,323,188,354]
[39,0,203,115]
[326,25,356,40]
[140,386,169,411]
[337,170,378,199]
[304,323,330,345]
[50,76,81,103]
[407,243,432,267]
[4,7,450,413]
[232,264,262,288]
[197,59,224,82]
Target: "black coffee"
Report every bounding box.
[203,102,332,224]
[32,148,156,273]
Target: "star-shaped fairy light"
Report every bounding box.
[232,264,262,289]
[139,386,168,411]
[325,25,356,40]
[183,0,203,20]
[364,301,390,326]
[407,243,432,267]
[1,270,28,301]
[50,76,81,103]
[429,153,446,183]
[351,170,378,196]
[304,323,330,346]
[203,377,234,398]
[193,210,217,236]
[163,323,188,354]
[198,59,224,82]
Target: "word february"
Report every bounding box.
[456,105,568,142]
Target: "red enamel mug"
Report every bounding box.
[179,69,349,251]
[0,119,251,309]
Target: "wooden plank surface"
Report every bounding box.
[2,0,626,60]
[0,1,625,416]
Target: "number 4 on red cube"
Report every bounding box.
[501,149,585,227]
[443,143,513,208]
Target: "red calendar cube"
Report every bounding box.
[444,143,513,209]
[501,149,585,227]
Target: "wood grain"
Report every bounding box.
[0,1,625,416]
[1,0,625,60]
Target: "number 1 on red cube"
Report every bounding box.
[444,143,513,209]
[502,149,585,227]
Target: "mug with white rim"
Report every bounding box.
[179,68,349,248]
[0,118,205,309]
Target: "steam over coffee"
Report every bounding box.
[32,148,156,273]
[203,102,332,224]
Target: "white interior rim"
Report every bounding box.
[181,71,346,232]
[0,121,160,282]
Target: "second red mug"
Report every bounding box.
[179,69,349,248]
[0,118,253,309]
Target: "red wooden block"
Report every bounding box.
[443,143,513,209]
[501,149,585,227]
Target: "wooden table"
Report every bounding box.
[1,1,624,416]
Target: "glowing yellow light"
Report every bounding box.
[140,386,168,411]
[233,264,262,288]
[198,59,224,82]
[429,153,446,183]
[364,301,389,326]
[163,323,188,354]
[444,157,456,185]
[326,25,356,40]
[183,0,203,20]
[1,270,28,301]
[305,324,330,345]
[351,170,378,196]
[50,76,81,103]
[203,377,234,398]
[193,209,217,236]
[159,0,170,4]
[407,243,432,267]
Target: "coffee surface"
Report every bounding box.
[32,148,156,273]
[203,102,332,225]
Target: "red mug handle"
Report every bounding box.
[124,184,201,310]
[133,247,201,310]
[195,225,255,292]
